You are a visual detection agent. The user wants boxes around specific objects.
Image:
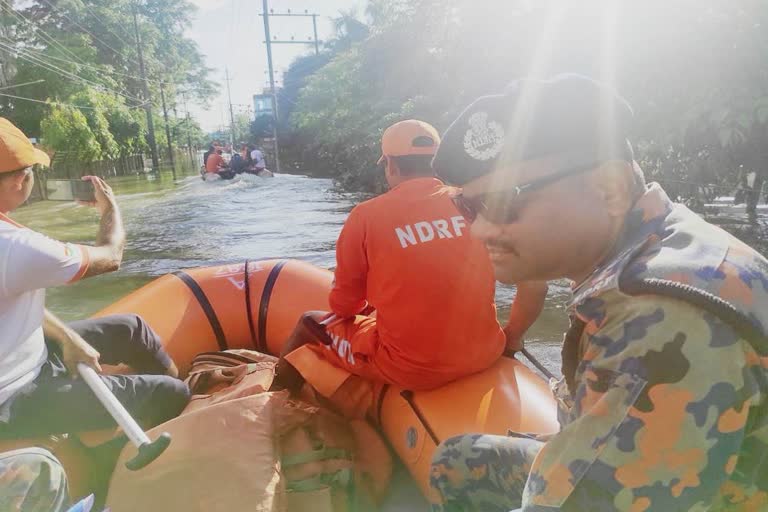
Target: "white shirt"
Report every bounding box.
[0,213,87,406]
[250,149,265,168]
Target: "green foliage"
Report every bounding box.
[281,0,768,196]
[174,117,206,148]
[0,0,211,161]
[40,103,102,161]
[38,86,149,162]
[232,112,252,144]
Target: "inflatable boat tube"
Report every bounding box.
[93,259,559,498]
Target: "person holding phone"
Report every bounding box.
[0,118,189,438]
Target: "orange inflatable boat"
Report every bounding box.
[93,258,559,498]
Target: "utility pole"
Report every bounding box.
[131,1,159,172]
[258,6,320,172]
[159,82,176,179]
[182,92,194,164]
[260,0,280,173]
[312,14,319,55]
[225,67,236,147]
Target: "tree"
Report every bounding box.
[0,0,214,160]
[40,103,102,162]
[251,115,274,140]
[281,0,768,200]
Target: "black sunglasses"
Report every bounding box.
[451,160,600,224]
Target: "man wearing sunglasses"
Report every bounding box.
[428,75,768,511]
[277,120,547,398]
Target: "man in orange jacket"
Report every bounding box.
[277,120,547,392]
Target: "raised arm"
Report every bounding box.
[79,176,125,278]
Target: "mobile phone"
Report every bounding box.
[46,179,97,202]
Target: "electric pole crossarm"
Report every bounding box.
[267,40,321,45]
[259,10,321,56]
[259,12,315,17]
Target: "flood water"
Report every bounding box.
[15,166,573,375]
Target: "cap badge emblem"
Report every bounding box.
[463,112,505,161]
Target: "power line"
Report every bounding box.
[0,2,88,66]
[36,0,142,69]
[0,40,144,104]
[278,93,300,108]
[0,39,146,105]
[0,79,45,91]
[80,1,136,50]
[0,91,142,111]
[1,39,165,84]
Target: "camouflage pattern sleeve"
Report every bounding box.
[0,448,69,512]
[522,292,760,511]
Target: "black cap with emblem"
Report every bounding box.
[432,74,635,186]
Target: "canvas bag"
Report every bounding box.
[108,349,392,511]
[106,391,287,512]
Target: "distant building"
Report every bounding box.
[253,88,278,118]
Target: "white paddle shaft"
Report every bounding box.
[77,363,150,448]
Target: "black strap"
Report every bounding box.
[561,316,586,396]
[562,277,768,395]
[400,390,440,445]
[244,260,259,351]
[174,271,228,351]
[257,260,288,353]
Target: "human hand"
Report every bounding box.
[79,176,117,215]
[61,332,102,377]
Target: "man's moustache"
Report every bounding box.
[485,241,519,255]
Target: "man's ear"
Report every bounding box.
[385,156,399,178]
[2,170,28,192]
[590,161,635,218]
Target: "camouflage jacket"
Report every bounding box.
[524,184,768,511]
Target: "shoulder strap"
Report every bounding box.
[563,277,768,397]
[561,317,586,396]
[621,278,767,353]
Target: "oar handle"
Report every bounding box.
[77,363,171,470]
[302,315,336,346]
